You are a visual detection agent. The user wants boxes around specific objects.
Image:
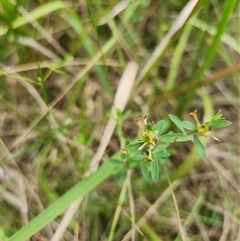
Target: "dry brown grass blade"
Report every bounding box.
[51,61,138,241]
[2,59,120,73]
[17,36,59,59]
[127,170,135,241]
[121,180,181,241]
[208,157,239,194]
[4,73,78,176]
[136,0,202,85]
[1,166,29,225]
[163,166,188,241]
[0,141,28,226]
[1,139,55,237]
[98,0,131,25]
[153,63,240,103]
[0,47,111,161]
[18,6,68,57]
[90,61,139,172]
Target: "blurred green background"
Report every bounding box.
[1,0,239,240]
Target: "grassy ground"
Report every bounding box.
[1,0,239,240]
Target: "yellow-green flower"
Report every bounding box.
[135,116,158,162]
[189,110,220,141]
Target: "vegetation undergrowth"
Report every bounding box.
[1,0,239,241]
[121,110,231,182]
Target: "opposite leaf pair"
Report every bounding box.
[120,110,231,181]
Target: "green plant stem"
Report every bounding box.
[107,169,132,241]
[163,166,187,241]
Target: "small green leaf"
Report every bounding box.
[156,120,165,136]
[154,142,169,153]
[140,162,152,182]
[159,133,190,143]
[53,55,74,69]
[209,120,232,129]
[146,123,155,132]
[121,110,132,121]
[181,121,197,131]
[120,153,127,160]
[124,139,130,146]
[211,110,223,122]
[150,155,159,181]
[124,142,144,153]
[193,135,206,159]
[110,159,125,174]
[154,151,171,159]
[131,152,146,161]
[158,158,169,165]
[168,114,185,133]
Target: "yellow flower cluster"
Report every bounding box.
[189,110,219,141]
[135,116,158,162]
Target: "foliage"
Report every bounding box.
[121,111,231,181]
[1,0,238,240]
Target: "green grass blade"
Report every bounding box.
[192,18,240,54]
[166,21,193,90]
[178,0,237,115]
[86,0,111,92]
[1,1,67,36]
[141,222,163,241]
[198,0,238,80]
[63,11,113,94]
[136,0,203,84]
[9,160,121,241]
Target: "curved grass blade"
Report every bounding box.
[9,160,120,241]
[135,0,203,84]
[1,2,67,36]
